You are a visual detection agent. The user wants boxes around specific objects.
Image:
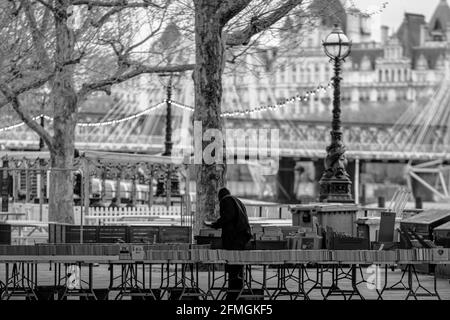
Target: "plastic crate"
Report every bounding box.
[65,226,98,243]
[194,236,222,249]
[0,223,11,245]
[129,226,159,243]
[97,226,128,243]
[159,226,190,243]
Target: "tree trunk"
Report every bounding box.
[193,0,227,236]
[48,1,77,223]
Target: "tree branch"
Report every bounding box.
[72,0,169,9]
[22,0,53,71]
[78,63,195,97]
[0,84,55,154]
[36,0,58,12]
[0,72,55,110]
[90,6,123,28]
[226,0,303,46]
[218,0,252,25]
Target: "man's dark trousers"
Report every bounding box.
[225,240,248,300]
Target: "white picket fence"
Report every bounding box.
[85,206,183,225]
[9,203,185,225]
[9,202,292,227]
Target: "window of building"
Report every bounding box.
[385,70,389,82]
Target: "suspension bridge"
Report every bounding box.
[2,71,450,201]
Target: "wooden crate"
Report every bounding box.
[97,226,128,243]
[194,236,222,249]
[159,226,190,243]
[48,223,69,244]
[65,226,98,243]
[0,223,11,245]
[129,226,159,243]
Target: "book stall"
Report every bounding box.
[0,245,449,300]
[1,151,450,300]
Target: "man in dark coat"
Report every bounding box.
[206,188,252,300]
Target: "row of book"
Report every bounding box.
[199,226,314,242]
[0,244,210,256]
[139,249,450,263]
[332,250,397,262]
[0,246,449,263]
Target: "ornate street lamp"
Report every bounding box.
[319,24,353,203]
[156,73,181,197]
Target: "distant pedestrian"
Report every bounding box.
[109,197,119,208]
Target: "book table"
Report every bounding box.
[1,249,449,300]
[108,261,161,300]
[54,262,96,300]
[264,264,309,300]
[378,262,441,300]
[108,260,208,300]
[1,260,38,300]
[308,263,365,300]
[160,261,208,300]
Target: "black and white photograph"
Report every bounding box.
[0,0,450,314]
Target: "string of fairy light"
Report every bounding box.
[0,2,389,133]
[0,82,332,132]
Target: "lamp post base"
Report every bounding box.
[319,177,353,203]
[155,172,181,197]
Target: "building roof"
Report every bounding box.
[412,47,447,69]
[350,47,384,70]
[429,0,450,32]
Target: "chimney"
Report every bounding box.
[381,25,389,45]
[420,24,427,46]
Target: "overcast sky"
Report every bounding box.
[351,0,440,40]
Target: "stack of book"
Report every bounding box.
[145,243,191,251]
[0,245,37,256]
[1,246,450,264]
[280,226,303,239]
[397,249,416,262]
[260,226,283,241]
[144,250,192,261]
[190,249,220,262]
[199,228,221,237]
[251,225,264,240]
[295,250,331,262]
[414,248,433,261]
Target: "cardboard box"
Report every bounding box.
[433,248,449,261]
[131,245,145,260]
[119,245,131,260]
[300,236,323,250]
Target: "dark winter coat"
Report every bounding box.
[211,189,252,250]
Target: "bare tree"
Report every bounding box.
[191,0,310,234]
[0,0,194,223]
[0,0,372,229]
